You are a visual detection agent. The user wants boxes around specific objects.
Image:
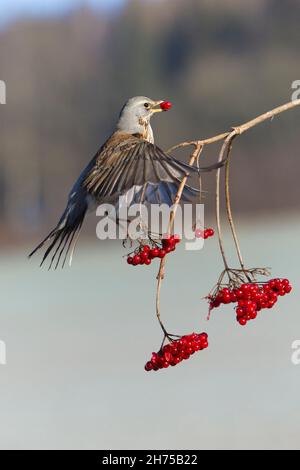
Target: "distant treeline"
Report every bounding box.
[0,0,299,238]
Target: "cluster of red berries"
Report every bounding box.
[209,278,292,326]
[145,332,209,371]
[160,101,172,111]
[127,235,180,267]
[195,227,215,239]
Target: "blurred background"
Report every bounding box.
[0,0,300,450]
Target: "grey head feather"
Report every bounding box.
[116,96,160,142]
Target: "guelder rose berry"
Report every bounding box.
[208,278,292,327]
[160,101,172,111]
[195,229,204,238]
[195,227,215,239]
[126,235,181,267]
[145,332,209,372]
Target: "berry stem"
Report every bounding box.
[155,143,203,335]
[224,141,248,275]
[215,135,234,270]
[155,276,169,337]
[194,149,203,231]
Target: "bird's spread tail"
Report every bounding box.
[29,200,87,269]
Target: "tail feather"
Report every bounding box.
[67,222,83,268]
[29,202,87,269]
[28,227,57,259]
[62,223,82,268]
[48,228,72,270]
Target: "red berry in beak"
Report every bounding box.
[160,101,172,111]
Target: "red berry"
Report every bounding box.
[268,279,276,289]
[164,352,172,362]
[140,252,149,262]
[173,356,181,365]
[173,234,181,244]
[222,288,230,295]
[143,245,150,253]
[127,256,133,265]
[195,229,204,238]
[238,317,247,326]
[235,289,244,299]
[132,255,141,265]
[236,307,245,317]
[246,305,256,314]
[206,228,215,237]
[150,248,159,258]
[162,237,172,249]
[223,293,231,304]
[145,361,153,371]
[268,292,278,301]
[253,292,262,301]
[151,353,159,364]
[199,333,208,342]
[182,352,190,360]
[160,101,172,111]
[158,249,166,258]
[241,283,251,293]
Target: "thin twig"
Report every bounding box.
[155,143,203,334]
[224,141,247,272]
[215,132,237,270]
[167,132,229,153]
[157,142,204,281]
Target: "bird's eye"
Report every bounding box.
[144,102,150,109]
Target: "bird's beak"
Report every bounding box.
[151,100,164,113]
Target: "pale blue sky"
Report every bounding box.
[0,0,125,24]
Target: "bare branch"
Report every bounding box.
[167,98,300,153]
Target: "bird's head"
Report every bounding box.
[117,96,172,141]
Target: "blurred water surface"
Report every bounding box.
[0,216,299,449]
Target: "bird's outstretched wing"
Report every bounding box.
[83,133,221,205]
[29,133,223,269]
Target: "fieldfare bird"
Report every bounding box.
[29,96,222,268]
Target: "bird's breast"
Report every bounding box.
[138,118,154,143]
